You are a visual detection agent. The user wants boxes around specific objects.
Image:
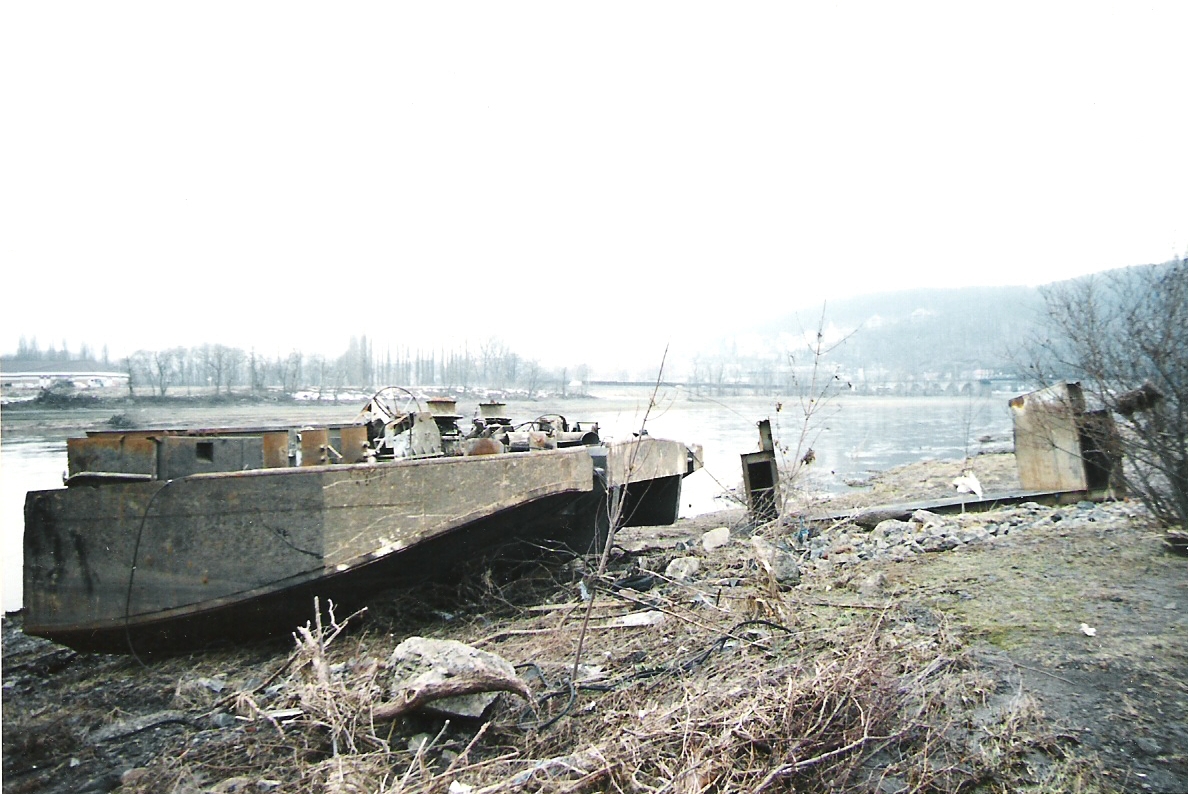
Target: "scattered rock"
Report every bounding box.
[611,610,666,627]
[872,519,914,541]
[858,571,888,597]
[920,535,959,553]
[751,536,801,586]
[1135,736,1162,756]
[120,768,150,787]
[611,572,657,592]
[665,556,701,582]
[210,711,238,728]
[910,509,945,528]
[955,526,991,545]
[701,526,731,551]
[388,637,519,719]
[798,502,1143,573]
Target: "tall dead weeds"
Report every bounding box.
[120,561,1084,794]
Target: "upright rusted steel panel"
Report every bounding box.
[301,428,331,466]
[338,425,370,464]
[261,431,290,468]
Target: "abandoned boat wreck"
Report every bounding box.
[23,389,702,653]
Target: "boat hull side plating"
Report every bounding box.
[23,439,694,653]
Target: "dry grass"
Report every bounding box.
[117,545,1098,794]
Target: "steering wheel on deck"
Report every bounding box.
[360,386,423,424]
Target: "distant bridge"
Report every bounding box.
[588,378,1029,398]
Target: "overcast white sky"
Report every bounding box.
[2,3,1184,374]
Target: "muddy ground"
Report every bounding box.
[3,453,1187,793]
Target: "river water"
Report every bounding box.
[0,388,1014,611]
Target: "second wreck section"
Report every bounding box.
[1009,381,1123,496]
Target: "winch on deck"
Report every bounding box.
[358,388,602,460]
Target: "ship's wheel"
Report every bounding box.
[357,386,423,425]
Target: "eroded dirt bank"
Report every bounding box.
[4,454,1187,793]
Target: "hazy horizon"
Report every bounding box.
[3,4,1185,374]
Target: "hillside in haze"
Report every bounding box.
[792,285,1040,376]
[688,259,1181,392]
[682,284,1041,388]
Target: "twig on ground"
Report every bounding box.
[372,673,532,722]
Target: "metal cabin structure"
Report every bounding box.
[1009,382,1123,496]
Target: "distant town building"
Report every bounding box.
[0,360,129,391]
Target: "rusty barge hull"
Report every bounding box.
[24,437,693,654]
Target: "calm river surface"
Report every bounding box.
[0,388,1014,611]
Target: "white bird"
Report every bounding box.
[951,471,984,500]
[1080,623,1097,637]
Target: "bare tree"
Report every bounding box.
[503,352,519,389]
[131,348,184,396]
[1031,258,1187,529]
[196,344,245,395]
[248,349,261,393]
[201,344,224,394]
[304,354,325,399]
[223,346,246,394]
[774,304,854,511]
[479,338,507,385]
[524,360,541,398]
[123,356,136,396]
[281,351,303,394]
